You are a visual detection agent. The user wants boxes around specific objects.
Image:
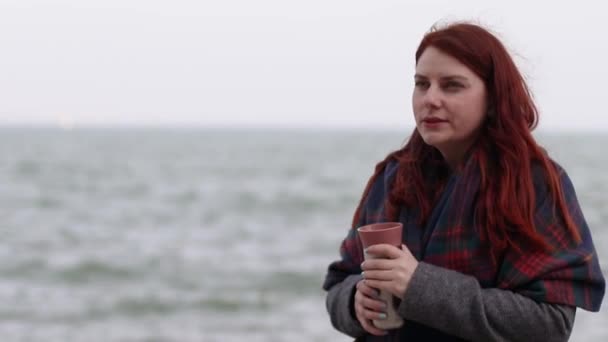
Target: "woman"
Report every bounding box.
[323,22,605,341]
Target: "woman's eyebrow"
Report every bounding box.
[441,75,468,82]
[414,74,469,81]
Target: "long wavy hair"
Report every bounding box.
[351,22,581,262]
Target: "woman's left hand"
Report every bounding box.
[361,244,419,300]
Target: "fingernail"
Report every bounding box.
[378,313,387,320]
[361,271,365,278]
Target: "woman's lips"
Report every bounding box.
[423,117,446,123]
[422,118,447,127]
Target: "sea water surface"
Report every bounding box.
[0,127,606,341]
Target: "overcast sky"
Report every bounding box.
[1,0,607,131]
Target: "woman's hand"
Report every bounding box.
[354,279,388,336]
[361,244,419,300]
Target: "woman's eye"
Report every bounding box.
[415,81,429,88]
[444,82,463,90]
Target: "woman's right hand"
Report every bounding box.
[354,279,388,336]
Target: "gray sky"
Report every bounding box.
[1,0,607,131]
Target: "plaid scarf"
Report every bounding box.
[324,154,605,339]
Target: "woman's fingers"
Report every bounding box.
[364,244,403,259]
[360,243,419,300]
[362,295,387,312]
[357,281,387,311]
[362,269,393,281]
[360,316,388,336]
[355,280,388,336]
[356,302,388,336]
[357,279,379,297]
[361,258,393,270]
[361,279,391,294]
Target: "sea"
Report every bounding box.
[0,127,606,341]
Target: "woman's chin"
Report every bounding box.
[420,132,448,147]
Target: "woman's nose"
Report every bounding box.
[423,85,442,108]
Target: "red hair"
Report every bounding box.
[352,22,581,262]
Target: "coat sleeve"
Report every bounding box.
[398,262,576,342]
[325,273,366,338]
[323,213,367,338]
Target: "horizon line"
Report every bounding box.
[0,122,606,134]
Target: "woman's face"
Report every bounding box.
[412,46,488,166]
